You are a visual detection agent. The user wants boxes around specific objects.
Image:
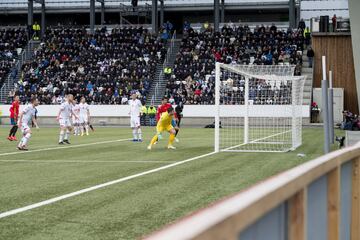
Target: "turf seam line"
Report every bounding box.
[0,138,132,156]
[0,151,216,219]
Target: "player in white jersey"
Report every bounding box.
[17,97,39,151]
[128,92,143,142]
[79,97,90,136]
[57,94,77,144]
[72,100,80,136]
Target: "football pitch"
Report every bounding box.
[0,126,341,240]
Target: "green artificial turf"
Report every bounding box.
[0,126,342,240]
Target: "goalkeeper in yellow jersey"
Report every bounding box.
[148,107,177,150]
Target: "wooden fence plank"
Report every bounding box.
[328,167,340,240]
[351,158,360,240]
[288,189,305,240]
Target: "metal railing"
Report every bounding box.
[146,142,360,240]
[0,39,37,102]
[150,30,177,106]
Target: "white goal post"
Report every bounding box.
[214,63,306,153]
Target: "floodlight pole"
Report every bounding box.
[40,0,45,39]
[28,0,34,39]
[289,0,296,28]
[214,0,220,32]
[220,0,225,23]
[322,56,331,153]
[328,70,335,144]
[160,0,164,29]
[152,0,158,34]
[99,0,105,25]
[90,0,95,34]
[296,0,301,27]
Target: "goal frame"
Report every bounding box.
[214,62,305,153]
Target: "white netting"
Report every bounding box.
[215,64,306,152]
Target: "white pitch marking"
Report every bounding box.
[0,151,216,219]
[0,160,176,164]
[0,138,131,157]
[223,130,291,151]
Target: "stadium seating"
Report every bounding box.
[15,27,167,104]
[165,24,305,105]
[6,24,306,106]
[0,28,28,89]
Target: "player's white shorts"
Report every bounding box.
[20,123,30,133]
[79,115,88,124]
[59,118,72,128]
[130,116,140,128]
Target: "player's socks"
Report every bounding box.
[168,133,175,146]
[85,125,89,136]
[132,129,138,141]
[18,138,23,148]
[21,133,31,147]
[12,126,18,137]
[59,130,65,143]
[9,126,15,137]
[137,128,142,141]
[64,130,70,141]
[150,134,158,146]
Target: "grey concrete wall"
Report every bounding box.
[349,0,360,113]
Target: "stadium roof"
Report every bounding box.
[0,0,291,14]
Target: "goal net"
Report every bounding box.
[214,63,306,152]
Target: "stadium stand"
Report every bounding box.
[13,26,167,104]
[0,28,28,89]
[1,24,308,106]
[165,24,305,105]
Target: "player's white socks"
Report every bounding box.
[85,125,89,135]
[74,126,79,135]
[59,130,65,142]
[132,129,137,140]
[81,126,84,136]
[20,133,31,147]
[137,128,142,140]
[64,130,70,140]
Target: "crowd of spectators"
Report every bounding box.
[0,28,28,88]
[165,24,306,105]
[12,26,167,104]
[2,23,308,106]
[220,75,292,105]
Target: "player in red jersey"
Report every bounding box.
[8,95,20,141]
[156,97,172,122]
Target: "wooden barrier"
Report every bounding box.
[145,143,360,240]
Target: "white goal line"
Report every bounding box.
[223,130,292,151]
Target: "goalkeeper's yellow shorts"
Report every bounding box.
[156,124,173,133]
